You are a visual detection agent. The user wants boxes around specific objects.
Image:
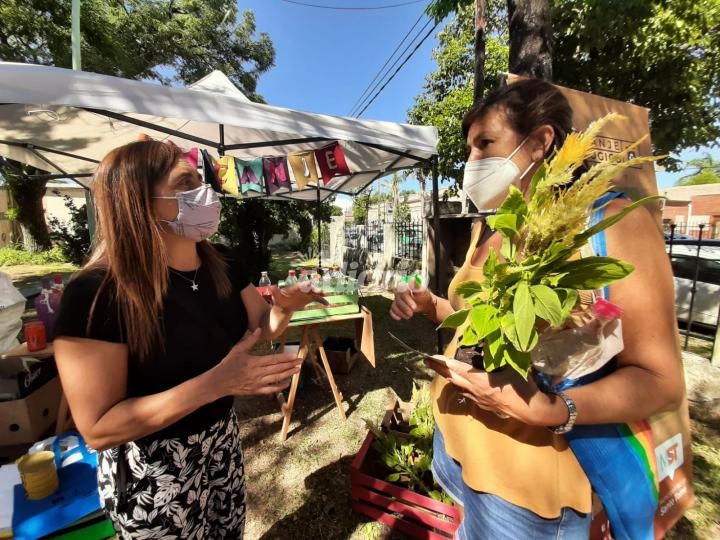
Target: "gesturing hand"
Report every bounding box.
[390,279,433,321]
[213,329,303,396]
[270,283,328,313]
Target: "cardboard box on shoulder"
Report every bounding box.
[0,376,61,446]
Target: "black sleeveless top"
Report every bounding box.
[54,245,250,440]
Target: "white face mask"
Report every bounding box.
[154,184,221,242]
[462,137,534,211]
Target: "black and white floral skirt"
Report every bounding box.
[97,409,246,539]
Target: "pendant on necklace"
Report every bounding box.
[191,282,199,292]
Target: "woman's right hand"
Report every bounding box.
[212,329,302,396]
[390,280,434,321]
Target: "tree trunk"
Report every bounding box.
[507,0,553,80]
[11,177,51,252]
[473,0,488,102]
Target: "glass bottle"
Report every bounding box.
[258,271,273,304]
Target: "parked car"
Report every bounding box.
[664,231,695,242]
[667,244,720,329]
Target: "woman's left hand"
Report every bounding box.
[270,283,328,313]
[425,355,559,425]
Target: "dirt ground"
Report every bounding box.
[235,293,720,540]
[235,293,440,540]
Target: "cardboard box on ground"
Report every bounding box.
[0,357,57,401]
[319,336,362,374]
[0,377,62,452]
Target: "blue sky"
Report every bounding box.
[238,0,717,201]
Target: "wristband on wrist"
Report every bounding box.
[547,390,577,434]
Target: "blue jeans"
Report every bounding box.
[431,428,591,540]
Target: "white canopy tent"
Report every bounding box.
[0,62,438,203]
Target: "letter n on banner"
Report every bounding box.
[262,157,292,194]
[315,142,350,185]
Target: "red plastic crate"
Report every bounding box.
[351,430,460,539]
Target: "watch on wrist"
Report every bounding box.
[548,390,577,434]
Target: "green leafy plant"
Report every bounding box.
[440,114,663,378]
[0,245,66,266]
[365,385,452,504]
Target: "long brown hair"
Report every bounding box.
[81,140,231,360]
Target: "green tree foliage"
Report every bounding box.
[553,0,720,168]
[423,0,720,187]
[0,0,275,251]
[0,0,274,99]
[218,198,335,282]
[395,202,411,223]
[409,2,509,192]
[352,192,393,224]
[675,154,720,185]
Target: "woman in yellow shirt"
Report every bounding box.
[390,79,683,539]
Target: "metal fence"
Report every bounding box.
[664,223,719,240]
[366,221,384,253]
[394,220,423,260]
[344,224,364,249]
[665,237,720,362]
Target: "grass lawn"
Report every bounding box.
[3,260,719,539]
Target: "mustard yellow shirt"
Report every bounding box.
[431,220,592,518]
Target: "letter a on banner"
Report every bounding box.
[236,157,264,195]
[314,142,350,184]
[262,156,292,194]
[288,151,320,189]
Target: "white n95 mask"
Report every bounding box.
[462,138,533,211]
[154,183,221,241]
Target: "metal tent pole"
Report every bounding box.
[431,156,443,354]
[317,182,322,270]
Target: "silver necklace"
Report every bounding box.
[169,266,200,291]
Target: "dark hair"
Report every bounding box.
[462,78,573,158]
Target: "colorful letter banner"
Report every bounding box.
[200,149,223,193]
[288,151,320,189]
[183,147,199,169]
[314,142,350,184]
[217,155,240,195]
[236,157,264,195]
[262,156,292,194]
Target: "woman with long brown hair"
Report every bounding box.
[53,140,323,538]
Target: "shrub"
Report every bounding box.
[0,245,66,266]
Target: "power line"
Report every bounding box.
[354,20,438,118]
[349,17,435,117]
[280,0,426,10]
[349,17,434,117]
[347,11,427,116]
